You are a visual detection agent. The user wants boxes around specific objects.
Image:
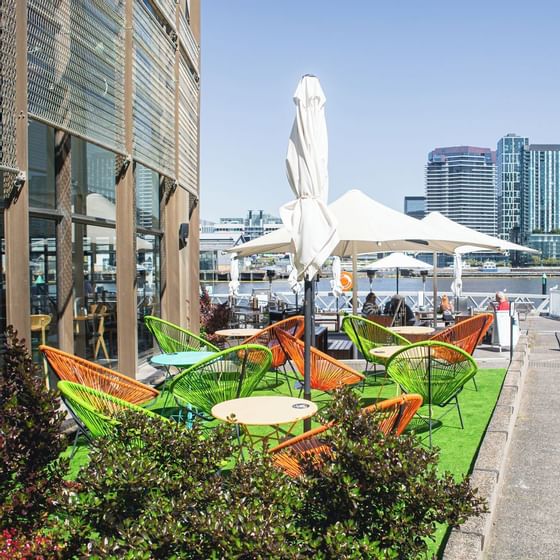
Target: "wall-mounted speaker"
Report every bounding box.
[179,222,189,250]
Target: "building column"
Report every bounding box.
[5,0,30,338]
[55,131,73,352]
[115,0,137,376]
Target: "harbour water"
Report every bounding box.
[204,275,557,297]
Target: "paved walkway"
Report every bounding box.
[485,316,560,559]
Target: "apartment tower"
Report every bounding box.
[425,146,497,235]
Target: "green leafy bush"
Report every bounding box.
[295,388,486,558]
[47,412,305,558]
[46,387,485,559]
[0,326,68,531]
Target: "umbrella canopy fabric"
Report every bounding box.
[363,252,434,272]
[362,252,433,294]
[279,75,338,281]
[232,190,502,258]
[228,254,240,297]
[422,212,539,255]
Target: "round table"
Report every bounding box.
[150,351,216,368]
[369,345,407,362]
[389,326,435,335]
[212,396,318,448]
[214,328,261,338]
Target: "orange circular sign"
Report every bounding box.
[340,271,353,291]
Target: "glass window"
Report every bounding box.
[72,222,118,364]
[28,120,55,208]
[137,233,161,356]
[72,138,116,218]
[29,218,58,373]
[135,164,161,356]
[135,164,160,229]
[71,138,118,365]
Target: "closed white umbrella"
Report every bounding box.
[280,75,339,411]
[451,252,463,298]
[228,254,240,298]
[331,256,343,298]
[280,76,339,281]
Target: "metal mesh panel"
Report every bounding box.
[0,0,18,176]
[178,11,199,72]
[27,0,125,153]
[178,53,199,193]
[132,0,175,179]
[151,0,176,30]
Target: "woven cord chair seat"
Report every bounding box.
[58,381,164,438]
[168,344,272,417]
[144,316,219,354]
[40,345,158,406]
[341,315,410,366]
[276,330,365,392]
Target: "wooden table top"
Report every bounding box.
[212,396,318,426]
[389,326,435,335]
[214,328,261,338]
[369,345,407,360]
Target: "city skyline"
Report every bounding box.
[201,1,560,222]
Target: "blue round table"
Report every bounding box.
[150,351,216,368]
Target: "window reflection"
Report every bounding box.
[28,121,55,208]
[135,164,161,357]
[71,138,118,364]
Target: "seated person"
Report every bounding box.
[491,291,510,311]
[361,292,380,317]
[439,294,455,325]
[383,294,416,326]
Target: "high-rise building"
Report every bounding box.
[496,134,528,240]
[404,196,426,220]
[0,1,201,375]
[425,146,497,235]
[520,145,560,258]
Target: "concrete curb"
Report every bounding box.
[442,333,531,560]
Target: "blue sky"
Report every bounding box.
[200,0,560,222]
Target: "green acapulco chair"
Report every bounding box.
[144,315,220,354]
[341,314,410,375]
[167,344,273,422]
[58,380,164,440]
[385,340,478,447]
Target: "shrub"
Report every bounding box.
[200,286,230,344]
[295,388,487,558]
[46,388,485,559]
[0,326,68,531]
[47,412,305,559]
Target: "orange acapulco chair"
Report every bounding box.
[429,313,493,390]
[269,394,423,477]
[276,329,365,394]
[243,315,305,390]
[39,345,159,406]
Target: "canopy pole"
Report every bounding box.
[352,243,358,359]
[432,252,438,329]
[396,267,400,294]
[303,277,313,431]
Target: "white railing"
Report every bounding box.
[211,290,550,314]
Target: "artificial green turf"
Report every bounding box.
[65,365,506,557]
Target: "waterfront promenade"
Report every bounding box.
[484,315,560,559]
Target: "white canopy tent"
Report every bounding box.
[422,211,539,300]
[231,190,500,320]
[362,252,433,294]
